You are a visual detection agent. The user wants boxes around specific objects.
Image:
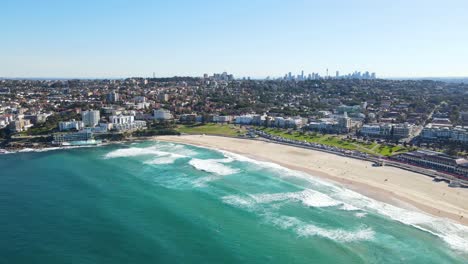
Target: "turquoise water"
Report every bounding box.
[0,141,467,263]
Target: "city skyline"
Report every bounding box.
[2,0,468,78]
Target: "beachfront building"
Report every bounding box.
[306,117,350,133]
[53,131,93,145]
[110,115,146,131]
[392,123,414,138]
[360,124,381,137]
[421,123,468,144]
[59,120,84,131]
[213,115,233,123]
[110,115,134,125]
[8,118,33,132]
[179,114,197,124]
[394,150,468,178]
[251,114,267,126]
[82,123,113,133]
[360,123,414,139]
[82,110,100,127]
[154,109,173,120]
[235,115,254,125]
[451,127,468,143]
[274,117,303,129]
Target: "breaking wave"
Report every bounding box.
[268,214,375,242]
[104,144,195,165]
[251,190,342,208]
[110,142,468,253]
[189,158,240,176]
[332,187,468,253]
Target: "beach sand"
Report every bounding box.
[156,135,468,226]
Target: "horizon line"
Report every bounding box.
[1,75,468,81]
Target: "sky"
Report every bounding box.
[1,0,468,78]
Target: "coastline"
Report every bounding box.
[156,135,468,226]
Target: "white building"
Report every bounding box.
[154,109,173,120]
[59,120,84,131]
[360,123,413,138]
[361,124,385,137]
[393,123,414,138]
[422,124,468,143]
[110,115,134,125]
[82,110,100,127]
[112,121,147,131]
[110,115,146,131]
[274,117,286,127]
[235,115,254,125]
[213,115,233,123]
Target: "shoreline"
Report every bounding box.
[155,135,468,226]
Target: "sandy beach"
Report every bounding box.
[156,135,468,226]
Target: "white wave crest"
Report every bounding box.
[334,187,468,253]
[222,195,256,209]
[355,212,367,218]
[220,148,468,253]
[104,144,191,164]
[268,215,374,242]
[297,224,375,242]
[9,145,94,154]
[188,158,240,176]
[251,190,341,208]
[144,155,181,165]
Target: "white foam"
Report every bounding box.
[267,215,374,242]
[340,204,360,211]
[105,147,162,158]
[333,187,468,253]
[297,224,375,242]
[222,195,256,209]
[11,145,94,154]
[139,142,468,252]
[164,144,197,156]
[268,215,303,229]
[222,149,468,253]
[355,212,367,218]
[189,158,240,176]
[145,155,180,165]
[251,190,341,208]
[104,145,190,163]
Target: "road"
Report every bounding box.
[406,103,440,143]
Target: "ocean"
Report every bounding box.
[0,141,467,263]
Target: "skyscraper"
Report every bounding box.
[82,110,100,127]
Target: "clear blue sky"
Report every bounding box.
[1,0,467,78]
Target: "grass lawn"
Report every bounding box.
[176,124,246,137]
[259,128,412,156]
